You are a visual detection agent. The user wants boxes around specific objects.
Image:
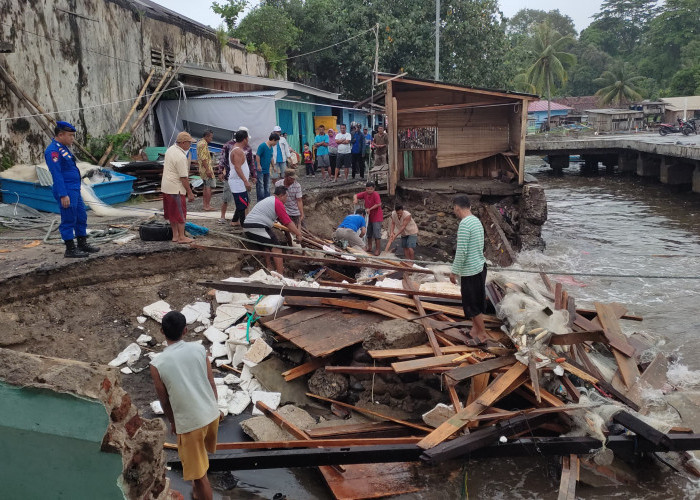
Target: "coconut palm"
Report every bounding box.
[594,66,644,106]
[525,21,576,130]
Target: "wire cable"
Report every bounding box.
[267,26,377,63]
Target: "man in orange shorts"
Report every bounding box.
[150,311,221,500]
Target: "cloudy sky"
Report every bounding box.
[157,0,603,33]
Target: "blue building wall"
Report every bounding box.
[529,109,569,127]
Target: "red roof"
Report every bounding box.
[528,100,573,112]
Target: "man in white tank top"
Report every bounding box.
[228,129,252,227]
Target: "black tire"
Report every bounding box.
[139,222,173,241]
[659,127,669,136]
[682,126,692,136]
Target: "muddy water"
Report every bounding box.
[174,159,700,499]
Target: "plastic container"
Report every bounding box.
[254,295,284,317]
[0,172,137,214]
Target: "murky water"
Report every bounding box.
[177,158,700,499]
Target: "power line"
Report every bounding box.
[267,26,378,64]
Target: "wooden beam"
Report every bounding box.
[306,393,433,433]
[594,303,640,389]
[193,245,434,274]
[549,330,606,345]
[417,362,529,449]
[485,205,517,265]
[446,356,516,382]
[164,437,422,450]
[391,354,463,373]
[557,454,579,500]
[306,422,414,439]
[404,277,443,356]
[378,75,532,101]
[368,345,478,359]
[325,366,395,374]
[397,100,509,114]
[612,411,676,451]
[349,289,464,317]
[576,308,642,322]
[255,401,311,440]
[281,357,327,381]
[316,281,462,302]
[518,99,528,185]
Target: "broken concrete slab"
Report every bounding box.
[202,326,228,344]
[142,300,172,323]
[240,404,316,442]
[251,391,282,415]
[226,324,262,346]
[210,342,229,360]
[362,319,427,351]
[108,343,141,367]
[422,403,456,428]
[230,343,248,368]
[249,357,321,408]
[181,301,211,325]
[243,338,273,367]
[213,304,247,330]
[136,334,152,346]
[228,391,251,415]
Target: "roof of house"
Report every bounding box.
[585,108,643,115]
[553,96,602,111]
[179,65,341,101]
[377,73,538,100]
[191,90,286,100]
[660,96,700,111]
[528,101,572,112]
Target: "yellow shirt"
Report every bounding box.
[391,210,418,236]
[161,144,190,195]
[197,139,212,178]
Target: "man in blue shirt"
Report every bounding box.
[255,132,280,200]
[351,125,366,179]
[313,125,330,181]
[332,208,367,249]
[44,121,100,258]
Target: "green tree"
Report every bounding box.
[591,0,659,56]
[211,0,247,34]
[669,66,700,95]
[234,3,301,74]
[566,43,613,96]
[507,8,577,38]
[525,22,576,128]
[594,65,644,105]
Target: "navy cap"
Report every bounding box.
[55,121,76,132]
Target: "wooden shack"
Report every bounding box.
[585,108,644,133]
[381,75,535,195]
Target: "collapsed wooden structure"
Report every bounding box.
[379,75,537,194]
[183,261,700,499]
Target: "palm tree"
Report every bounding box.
[594,66,644,106]
[525,22,576,130]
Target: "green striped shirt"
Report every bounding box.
[451,214,486,276]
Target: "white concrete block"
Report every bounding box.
[242,338,273,367]
[136,316,147,324]
[108,343,141,367]
[251,391,282,415]
[136,334,152,346]
[143,300,172,323]
[223,373,241,385]
[228,391,251,415]
[210,342,229,359]
[203,326,228,344]
[213,304,247,330]
[120,367,133,375]
[150,400,164,415]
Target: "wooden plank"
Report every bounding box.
[366,299,418,320]
[325,366,395,374]
[540,272,553,293]
[629,353,668,405]
[320,462,422,500]
[560,375,581,403]
[446,356,516,382]
[446,382,464,412]
[391,354,462,373]
[417,362,529,449]
[518,98,528,185]
[306,422,416,439]
[368,345,478,359]
[557,454,578,500]
[256,401,311,440]
[549,330,607,345]
[529,358,542,403]
[612,411,676,451]
[595,303,640,389]
[404,277,443,355]
[485,205,516,265]
[560,361,599,384]
[306,393,433,433]
[350,289,465,317]
[467,373,490,407]
[193,244,434,274]
[161,437,425,450]
[523,382,564,407]
[282,357,327,381]
[554,282,563,310]
[577,308,643,322]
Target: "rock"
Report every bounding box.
[362,319,427,351]
[389,385,408,399]
[308,369,349,399]
[520,184,548,225]
[521,234,546,251]
[519,219,541,236]
[240,405,316,441]
[422,403,456,428]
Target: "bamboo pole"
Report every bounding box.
[98,67,155,166]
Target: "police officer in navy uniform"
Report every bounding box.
[44,121,100,258]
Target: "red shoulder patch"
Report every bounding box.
[51,151,59,162]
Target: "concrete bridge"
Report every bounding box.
[525,134,700,193]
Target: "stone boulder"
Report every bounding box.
[520,184,547,225]
[362,319,427,351]
[308,368,349,399]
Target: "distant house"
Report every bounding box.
[553,96,603,114]
[660,96,700,122]
[527,101,572,128]
[585,109,644,133]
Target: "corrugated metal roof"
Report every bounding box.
[528,100,572,112]
[192,90,284,99]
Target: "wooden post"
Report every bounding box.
[385,80,396,195]
[518,99,528,185]
[127,66,174,135]
[98,67,155,166]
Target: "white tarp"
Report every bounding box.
[156,92,278,149]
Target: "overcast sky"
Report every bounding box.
[157,0,603,33]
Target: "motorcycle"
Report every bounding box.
[659,118,688,136]
[682,118,698,135]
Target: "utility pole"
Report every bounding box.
[434,0,440,81]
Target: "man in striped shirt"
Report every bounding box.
[449,195,487,342]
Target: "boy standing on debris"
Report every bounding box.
[44,121,100,258]
[151,311,221,500]
[449,195,487,342]
[353,181,383,255]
